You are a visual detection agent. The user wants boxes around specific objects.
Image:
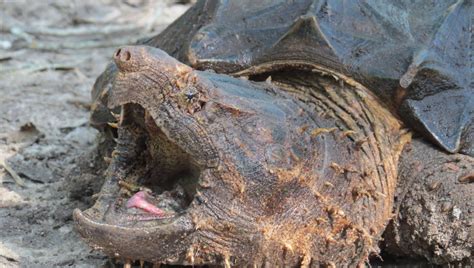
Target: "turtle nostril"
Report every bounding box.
[113,47,137,71]
[123,51,131,61]
[114,48,131,62]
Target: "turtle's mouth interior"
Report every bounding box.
[103,103,201,224]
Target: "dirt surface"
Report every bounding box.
[0,1,190,267]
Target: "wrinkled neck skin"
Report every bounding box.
[75,46,410,267]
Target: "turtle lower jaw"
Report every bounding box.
[73,207,194,263]
[73,166,200,264]
[73,166,199,263]
[73,177,197,263]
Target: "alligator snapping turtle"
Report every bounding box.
[74,0,473,266]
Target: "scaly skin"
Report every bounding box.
[74,46,412,266]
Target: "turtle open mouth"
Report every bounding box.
[74,101,205,262]
[83,102,203,226]
[111,103,202,223]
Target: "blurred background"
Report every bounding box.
[0,1,191,267]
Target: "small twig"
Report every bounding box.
[0,61,82,76]
[0,54,12,62]
[0,160,26,187]
[18,32,163,51]
[22,24,144,36]
[27,36,149,50]
[73,68,88,81]
[0,49,27,62]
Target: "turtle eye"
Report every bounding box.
[186,92,196,100]
[185,91,197,102]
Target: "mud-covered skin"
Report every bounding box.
[75,46,411,266]
[384,139,474,264]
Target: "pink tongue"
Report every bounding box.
[126,191,166,216]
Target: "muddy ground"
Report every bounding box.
[0,1,190,267]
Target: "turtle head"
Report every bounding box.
[74,46,365,266]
